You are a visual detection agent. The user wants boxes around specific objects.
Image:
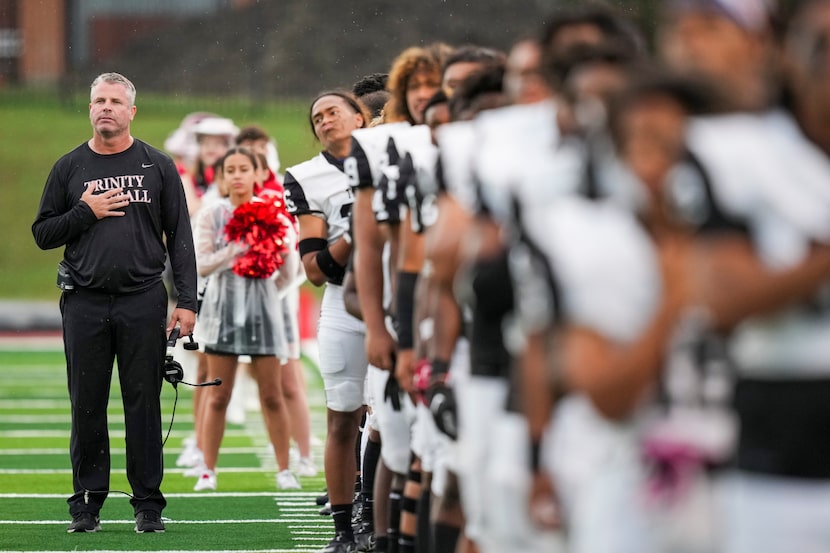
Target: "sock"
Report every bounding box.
[375,535,390,553]
[388,489,402,553]
[331,503,354,539]
[399,493,418,553]
[432,522,460,553]
[355,410,366,481]
[399,532,416,553]
[361,438,381,523]
[416,488,431,553]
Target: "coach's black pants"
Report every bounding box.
[61,282,168,516]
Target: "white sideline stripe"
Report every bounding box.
[0,429,248,438]
[1,399,76,409]
[0,446,274,455]
[0,518,328,525]
[0,551,317,553]
[0,467,313,475]
[0,401,194,411]
[0,414,195,423]
[0,339,63,351]
[1,492,320,499]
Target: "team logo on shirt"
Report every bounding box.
[83,175,152,203]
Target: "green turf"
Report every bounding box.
[0,344,331,552]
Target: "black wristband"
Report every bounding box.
[396,271,419,349]
[431,358,450,379]
[530,439,542,472]
[316,247,347,284]
[299,237,328,258]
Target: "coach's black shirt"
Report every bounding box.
[32,139,197,310]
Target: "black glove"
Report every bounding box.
[384,373,403,411]
[427,383,458,440]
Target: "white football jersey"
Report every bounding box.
[435,121,479,213]
[403,140,440,234]
[511,195,661,343]
[688,111,830,377]
[474,100,559,215]
[689,110,830,268]
[346,122,411,191]
[284,152,354,244]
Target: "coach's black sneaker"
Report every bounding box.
[67,512,101,533]
[135,511,165,533]
[316,490,330,506]
[319,531,357,553]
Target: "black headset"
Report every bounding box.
[163,328,222,388]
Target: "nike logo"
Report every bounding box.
[142,163,154,168]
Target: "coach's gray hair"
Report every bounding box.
[90,72,136,106]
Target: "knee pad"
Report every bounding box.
[325,378,365,412]
[381,434,411,475]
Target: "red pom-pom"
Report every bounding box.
[224,198,290,279]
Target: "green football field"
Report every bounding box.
[0,341,333,552]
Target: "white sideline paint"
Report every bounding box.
[0,429,249,438]
[0,492,320,498]
[0,414,195,423]
[1,551,317,553]
[0,519,325,525]
[0,467,297,474]
[0,446,274,455]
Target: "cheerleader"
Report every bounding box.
[193,147,300,491]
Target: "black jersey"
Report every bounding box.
[33,139,197,309]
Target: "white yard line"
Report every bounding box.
[0,492,320,498]
[0,446,276,455]
[275,494,333,549]
[0,518,328,525]
[0,467,302,475]
[0,550,318,553]
[0,414,195,423]
[0,429,249,438]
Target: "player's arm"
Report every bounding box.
[353,187,396,369]
[694,234,830,331]
[342,262,363,320]
[296,214,351,287]
[423,193,469,365]
[520,328,562,529]
[395,209,425,391]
